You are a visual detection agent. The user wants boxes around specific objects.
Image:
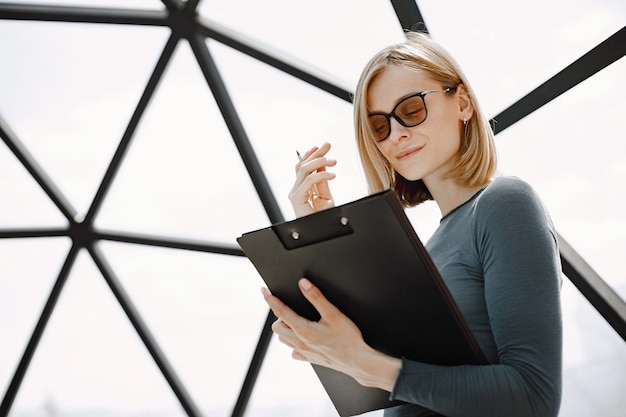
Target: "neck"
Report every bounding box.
[424,177,484,218]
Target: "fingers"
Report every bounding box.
[261,282,364,369]
[296,143,337,176]
[301,141,331,162]
[294,143,336,188]
[271,318,297,347]
[298,278,342,322]
[261,279,340,327]
[261,286,308,330]
[295,170,336,195]
[262,287,317,360]
[290,143,337,216]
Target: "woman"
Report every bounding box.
[261,31,562,417]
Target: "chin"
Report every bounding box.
[397,171,425,182]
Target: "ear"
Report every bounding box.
[456,84,474,122]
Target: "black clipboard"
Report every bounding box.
[237,190,487,417]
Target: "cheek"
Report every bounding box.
[431,121,462,155]
[445,130,463,155]
[376,144,407,178]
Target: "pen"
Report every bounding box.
[296,150,319,197]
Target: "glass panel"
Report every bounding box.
[0,139,67,228]
[9,249,186,416]
[0,21,170,216]
[0,237,71,400]
[199,0,405,86]
[99,241,268,414]
[405,200,443,243]
[209,40,368,220]
[561,278,626,416]
[246,337,337,417]
[249,339,388,416]
[96,39,270,243]
[496,57,626,301]
[419,0,626,117]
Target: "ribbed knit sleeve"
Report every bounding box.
[386,177,562,417]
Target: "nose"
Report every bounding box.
[388,116,411,142]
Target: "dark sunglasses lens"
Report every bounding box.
[397,96,427,126]
[368,96,428,142]
[369,115,390,142]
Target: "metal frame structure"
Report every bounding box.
[0,1,625,416]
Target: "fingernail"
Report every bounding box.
[299,278,312,290]
[261,287,271,296]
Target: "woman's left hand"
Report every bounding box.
[261,278,401,390]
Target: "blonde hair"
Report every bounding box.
[353,31,497,207]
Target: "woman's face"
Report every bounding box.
[367,66,463,185]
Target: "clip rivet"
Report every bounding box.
[291,231,300,240]
[340,217,349,225]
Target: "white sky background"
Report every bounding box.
[0,0,625,416]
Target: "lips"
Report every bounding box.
[395,145,424,160]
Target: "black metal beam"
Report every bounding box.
[230,311,275,417]
[391,0,429,33]
[88,244,204,417]
[0,244,79,415]
[0,114,76,222]
[188,32,284,225]
[96,230,244,256]
[491,26,626,134]
[195,17,353,103]
[0,228,68,239]
[188,32,283,417]
[161,0,184,13]
[183,0,201,13]
[83,33,179,224]
[0,2,168,26]
[559,234,626,341]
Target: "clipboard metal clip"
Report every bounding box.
[290,216,349,241]
[274,211,353,250]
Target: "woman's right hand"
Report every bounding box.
[289,142,337,218]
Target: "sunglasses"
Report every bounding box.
[368,86,458,142]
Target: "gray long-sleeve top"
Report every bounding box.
[385,176,563,417]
